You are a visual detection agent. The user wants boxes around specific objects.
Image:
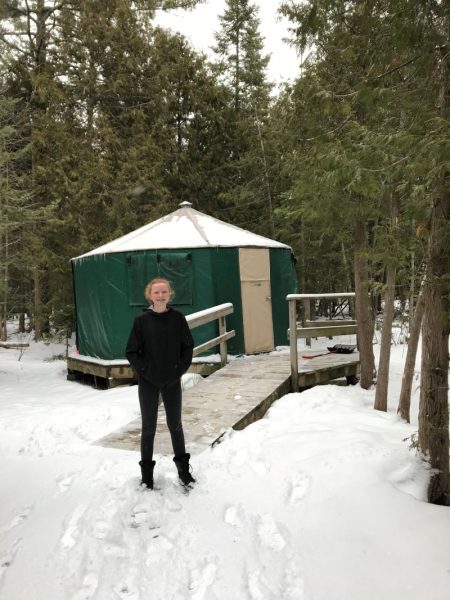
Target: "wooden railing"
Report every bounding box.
[287,293,356,390]
[186,302,235,367]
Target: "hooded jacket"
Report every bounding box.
[125,307,194,386]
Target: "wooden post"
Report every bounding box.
[219,315,227,367]
[289,298,298,391]
[303,299,311,347]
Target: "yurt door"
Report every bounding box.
[239,248,274,353]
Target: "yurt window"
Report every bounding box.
[127,252,193,306]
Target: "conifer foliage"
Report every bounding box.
[0,0,213,333]
[213,0,276,236]
[278,0,449,504]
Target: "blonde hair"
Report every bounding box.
[144,278,174,303]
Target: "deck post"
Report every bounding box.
[302,298,311,347]
[288,297,299,391]
[219,315,228,367]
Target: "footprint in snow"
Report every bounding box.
[0,538,21,583]
[93,519,109,539]
[145,531,174,567]
[74,572,98,600]
[188,561,218,600]
[61,504,88,549]
[247,569,271,600]
[256,514,286,552]
[145,535,174,565]
[282,559,306,600]
[224,505,243,528]
[55,472,77,494]
[129,504,160,530]
[103,542,128,558]
[288,473,310,505]
[4,506,32,532]
[114,581,139,600]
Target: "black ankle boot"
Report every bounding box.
[173,453,196,486]
[139,460,155,489]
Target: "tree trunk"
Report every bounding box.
[19,310,26,334]
[255,110,275,238]
[409,221,416,320]
[418,1,450,506]
[341,241,354,318]
[0,232,4,341]
[418,183,450,505]
[419,197,450,504]
[374,262,396,411]
[33,267,43,341]
[354,218,375,389]
[374,196,399,411]
[2,226,8,341]
[397,283,425,423]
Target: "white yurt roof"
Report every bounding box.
[73,202,290,259]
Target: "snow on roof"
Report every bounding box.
[72,203,290,260]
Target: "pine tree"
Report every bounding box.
[0,93,56,338]
[213,0,276,236]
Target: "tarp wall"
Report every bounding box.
[270,248,298,347]
[211,248,244,354]
[72,246,297,359]
[73,249,234,359]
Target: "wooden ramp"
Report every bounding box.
[96,351,360,455]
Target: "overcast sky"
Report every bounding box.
[155,0,301,86]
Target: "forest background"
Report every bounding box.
[0,0,448,504]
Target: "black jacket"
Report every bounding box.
[125,307,194,386]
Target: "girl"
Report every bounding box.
[126,278,195,489]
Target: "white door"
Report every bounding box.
[239,248,274,353]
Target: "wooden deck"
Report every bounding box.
[96,351,360,455]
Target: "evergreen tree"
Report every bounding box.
[213,0,276,236]
[0,0,209,334]
[279,0,449,503]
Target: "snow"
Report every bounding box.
[73,206,290,259]
[1,330,449,600]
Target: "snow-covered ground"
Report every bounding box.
[1,330,449,600]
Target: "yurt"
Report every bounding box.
[71,202,297,359]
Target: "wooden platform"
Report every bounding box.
[67,355,220,387]
[96,351,360,455]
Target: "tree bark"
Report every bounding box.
[354,218,375,389]
[374,196,399,411]
[33,267,43,341]
[374,262,396,411]
[418,182,450,505]
[0,231,6,341]
[418,0,450,506]
[341,241,352,289]
[19,310,25,334]
[255,110,275,238]
[397,283,425,423]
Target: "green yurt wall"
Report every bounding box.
[72,247,246,359]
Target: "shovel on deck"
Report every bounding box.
[302,344,356,359]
